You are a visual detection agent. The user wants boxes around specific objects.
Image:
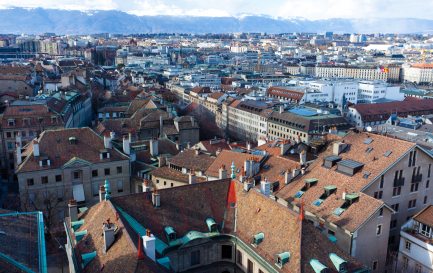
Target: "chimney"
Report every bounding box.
[285,169,293,184]
[279,105,284,114]
[292,168,300,178]
[195,149,200,156]
[104,135,112,149]
[333,142,347,156]
[159,115,163,136]
[260,178,271,197]
[142,179,151,192]
[128,132,132,143]
[187,142,191,149]
[33,140,40,157]
[218,165,227,179]
[143,230,156,261]
[110,131,115,140]
[243,179,253,192]
[244,159,251,177]
[342,189,347,200]
[123,136,130,155]
[280,140,290,156]
[103,219,116,253]
[300,150,307,166]
[16,133,22,147]
[16,144,22,165]
[150,139,159,157]
[68,199,78,222]
[189,170,196,184]
[158,156,166,167]
[152,190,160,207]
[247,142,251,152]
[99,186,106,202]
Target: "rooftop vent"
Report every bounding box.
[365,147,373,154]
[333,193,359,216]
[275,252,290,268]
[301,178,318,191]
[314,185,337,206]
[336,160,364,176]
[252,232,264,247]
[362,171,371,179]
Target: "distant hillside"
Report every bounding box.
[0,8,432,34]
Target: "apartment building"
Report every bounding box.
[267,107,349,144]
[221,99,271,142]
[15,128,131,225]
[397,205,433,273]
[278,132,433,272]
[357,81,403,103]
[64,179,369,273]
[402,63,433,84]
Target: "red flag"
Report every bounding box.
[299,199,305,222]
[137,235,145,260]
[227,180,237,208]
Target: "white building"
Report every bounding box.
[184,73,221,90]
[403,63,433,84]
[358,81,403,103]
[397,205,433,273]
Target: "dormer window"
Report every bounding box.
[69,136,78,145]
[8,119,15,127]
[329,253,347,273]
[206,218,218,233]
[39,158,50,167]
[51,116,58,124]
[275,252,290,269]
[323,155,341,169]
[313,185,337,206]
[252,232,264,247]
[164,226,177,242]
[336,160,364,176]
[100,150,110,160]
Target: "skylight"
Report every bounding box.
[363,138,373,144]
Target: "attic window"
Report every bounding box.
[336,160,364,176]
[69,137,78,145]
[206,218,218,233]
[164,226,177,242]
[7,119,15,126]
[39,158,51,167]
[363,138,373,144]
[323,155,341,169]
[329,253,347,273]
[252,232,264,247]
[333,193,359,216]
[100,150,110,159]
[314,185,337,206]
[275,252,290,268]
[310,259,329,273]
[384,150,392,157]
[301,178,318,191]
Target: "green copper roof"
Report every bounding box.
[310,259,328,273]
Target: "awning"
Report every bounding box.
[73,184,85,202]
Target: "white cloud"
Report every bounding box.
[0,0,431,19]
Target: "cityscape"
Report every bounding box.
[0,1,433,273]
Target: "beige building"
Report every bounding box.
[15,127,131,226]
[402,63,433,84]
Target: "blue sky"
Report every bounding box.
[0,0,432,19]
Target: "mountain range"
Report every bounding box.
[0,8,433,34]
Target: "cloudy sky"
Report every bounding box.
[0,0,431,19]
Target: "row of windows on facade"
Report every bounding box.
[5,130,37,139]
[26,166,123,186]
[401,255,424,273]
[7,116,60,127]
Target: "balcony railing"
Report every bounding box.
[411,174,422,183]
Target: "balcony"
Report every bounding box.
[402,227,433,246]
[393,177,405,187]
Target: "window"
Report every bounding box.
[104,168,110,176]
[55,175,62,182]
[73,171,80,179]
[171,183,173,187]
[156,179,160,184]
[237,250,242,265]
[379,208,383,216]
[6,132,11,138]
[164,181,166,186]
[221,245,232,260]
[101,152,109,159]
[420,223,432,237]
[391,203,399,212]
[392,186,401,197]
[427,180,430,188]
[117,181,123,193]
[390,219,397,229]
[405,240,411,251]
[27,178,34,186]
[57,188,64,202]
[415,263,422,273]
[429,164,431,178]
[372,261,378,271]
[411,183,419,192]
[424,196,428,204]
[408,199,417,209]
[92,170,98,177]
[379,175,384,188]
[190,250,200,266]
[92,183,99,197]
[374,191,383,199]
[247,259,254,273]
[41,176,48,184]
[116,166,122,174]
[376,224,382,236]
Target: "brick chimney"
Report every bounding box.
[68,199,78,222]
[218,165,227,179]
[152,190,160,207]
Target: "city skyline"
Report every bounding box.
[0,0,433,20]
